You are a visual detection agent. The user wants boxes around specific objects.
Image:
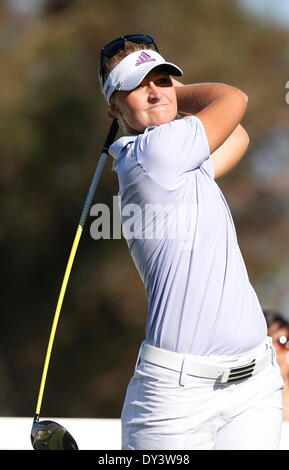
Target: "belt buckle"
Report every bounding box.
[220,359,256,384]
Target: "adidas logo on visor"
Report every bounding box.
[135,51,156,66]
[103,49,183,102]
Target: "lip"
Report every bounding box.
[148,104,168,110]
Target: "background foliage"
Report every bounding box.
[0,0,288,418]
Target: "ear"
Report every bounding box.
[107,102,121,119]
[106,108,116,119]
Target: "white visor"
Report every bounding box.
[103,49,183,102]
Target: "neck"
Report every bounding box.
[120,116,142,135]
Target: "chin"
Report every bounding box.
[148,112,177,128]
[131,112,177,133]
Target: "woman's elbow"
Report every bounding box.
[241,90,248,104]
[233,89,249,115]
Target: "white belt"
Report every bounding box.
[140,342,273,384]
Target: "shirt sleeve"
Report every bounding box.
[134,116,210,190]
[200,154,215,180]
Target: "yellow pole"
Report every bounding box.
[35,225,83,416]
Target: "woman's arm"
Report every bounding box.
[210,124,249,179]
[173,79,249,179]
[172,80,248,155]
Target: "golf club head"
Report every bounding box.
[31,419,78,450]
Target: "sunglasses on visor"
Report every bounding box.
[99,34,159,85]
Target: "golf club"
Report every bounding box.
[31,119,119,450]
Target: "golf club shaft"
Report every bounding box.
[35,120,119,417]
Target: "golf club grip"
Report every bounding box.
[35,121,119,417]
[102,119,119,153]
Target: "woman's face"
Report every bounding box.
[109,66,178,134]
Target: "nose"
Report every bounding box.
[147,81,161,101]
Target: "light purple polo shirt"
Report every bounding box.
[109,116,267,356]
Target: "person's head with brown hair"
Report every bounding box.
[264,310,289,383]
[98,35,183,134]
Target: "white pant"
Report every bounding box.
[121,338,284,450]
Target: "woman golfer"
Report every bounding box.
[98,35,283,450]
